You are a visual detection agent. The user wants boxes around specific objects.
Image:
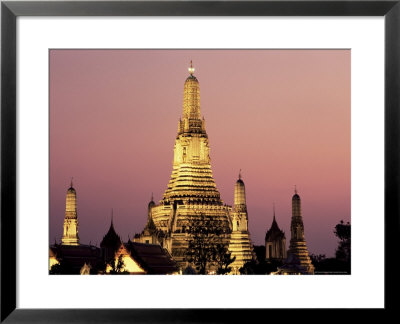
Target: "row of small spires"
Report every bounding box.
[67,179,299,221]
[69,174,299,199]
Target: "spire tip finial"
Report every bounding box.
[294,184,297,194]
[70,177,73,188]
[188,60,195,75]
[239,169,242,180]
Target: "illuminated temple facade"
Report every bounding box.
[134,63,254,271]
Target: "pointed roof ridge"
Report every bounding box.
[270,214,280,231]
[265,207,285,241]
[100,210,121,248]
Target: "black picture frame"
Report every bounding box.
[1,0,398,322]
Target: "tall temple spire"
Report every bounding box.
[140,63,233,268]
[162,63,221,204]
[61,181,79,245]
[282,188,314,274]
[229,173,253,273]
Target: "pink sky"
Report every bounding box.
[50,49,350,257]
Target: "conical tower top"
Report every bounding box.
[292,187,302,218]
[293,185,300,200]
[183,61,201,121]
[234,171,246,206]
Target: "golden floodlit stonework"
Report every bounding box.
[61,181,79,246]
[228,173,254,274]
[135,62,254,272]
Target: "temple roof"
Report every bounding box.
[265,216,285,241]
[100,219,121,249]
[124,241,179,274]
[49,244,101,273]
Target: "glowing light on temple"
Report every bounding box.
[188,60,195,75]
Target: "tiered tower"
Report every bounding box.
[61,180,79,245]
[228,172,254,274]
[284,188,314,274]
[145,62,232,267]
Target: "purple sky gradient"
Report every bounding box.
[50,49,350,257]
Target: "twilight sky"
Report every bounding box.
[50,49,350,257]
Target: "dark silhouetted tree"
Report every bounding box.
[334,220,351,263]
[310,254,326,265]
[253,245,266,263]
[185,213,231,274]
[107,254,129,274]
[49,260,75,274]
[215,243,236,275]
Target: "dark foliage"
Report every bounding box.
[309,220,351,274]
[214,243,236,275]
[107,254,129,275]
[185,213,233,274]
[239,259,283,275]
[91,259,107,274]
[49,260,75,275]
[334,220,351,263]
[253,245,266,263]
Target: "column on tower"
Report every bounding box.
[228,172,254,274]
[278,188,314,274]
[61,180,79,246]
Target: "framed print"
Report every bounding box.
[1,0,399,322]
